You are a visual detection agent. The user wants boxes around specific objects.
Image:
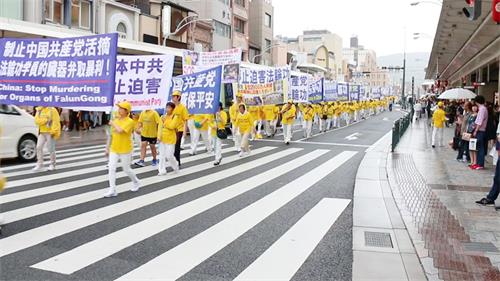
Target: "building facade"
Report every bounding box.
[282,30,344,79]
[248,0,274,65]
[231,0,249,61]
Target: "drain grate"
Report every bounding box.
[364,231,393,248]
[462,242,499,253]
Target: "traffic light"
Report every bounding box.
[463,0,482,20]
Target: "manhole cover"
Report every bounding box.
[462,242,499,252]
[364,231,393,248]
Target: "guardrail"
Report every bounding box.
[391,110,414,152]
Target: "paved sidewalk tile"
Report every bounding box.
[353,251,408,281]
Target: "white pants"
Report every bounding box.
[265,120,274,136]
[326,118,332,130]
[431,127,444,146]
[187,119,195,145]
[241,132,250,152]
[133,132,141,148]
[214,137,223,162]
[283,124,292,143]
[158,143,178,174]
[305,120,313,138]
[257,120,263,135]
[333,116,339,128]
[232,125,241,151]
[37,133,55,166]
[108,152,139,189]
[191,129,211,154]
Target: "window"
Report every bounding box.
[234,18,245,34]
[214,20,231,38]
[265,39,272,53]
[235,0,245,7]
[71,0,91,30]
[116,22,127,39]
[264,13,272,28]
[0,105,20,115]
[44,0,64,25]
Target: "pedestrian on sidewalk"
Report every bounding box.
[476,139,500,206]
[171,91,189,168]
[157,102,180,176]
[134,109,161,167]
[467,104,479,167]
[472,95,488,170]
[105,101,141,198]
[212,102,228,166]
[457,102,472,163]
[414,101,423,120]
[431,102,446,148]
[33,106,61,172]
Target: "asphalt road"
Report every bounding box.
[0,109,403,281]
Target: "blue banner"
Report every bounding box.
[289,74,309,103]
[323,80,337,102]
[170,65,222,114]
[349,84,360,101]
[372,87,381,100]
[337,82,349,101]
[0,33,118,107]
[308,78,324,104]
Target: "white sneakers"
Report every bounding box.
[103,189,117,198]
[32,165,45,172]
[130,182,141,192]
[48,164,56,171]
[158,171,167,176]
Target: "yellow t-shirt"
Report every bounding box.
[262,105,276,121]
[235,111,254,134]
[248,106,260,122]
[193,114,212,131]
[35,107,61,137]
[432,108,446,128]
[281,104,296,125]
[173,103,189,132]
[303,107,315,121]
[159,114,179,144]
[211,111,228,137]
[111,117,135,154]
[138,110,161,138]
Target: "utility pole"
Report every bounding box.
[401,53,406,109]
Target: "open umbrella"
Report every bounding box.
[438,88,476,100]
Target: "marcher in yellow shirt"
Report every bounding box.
[191,114,213,155]
[211,102,228,165]
[230,93,245,152]
[134,109,161,167]
[431,101,447,148]
[105,101,141,198]
[33,106,61,172]
[248,105,260,140]
[157,102,180,176]
[303,104,315,139]
[262,104,276,137]
[281,100,296,145]
[171,90,189,167]
[235,104,254,156]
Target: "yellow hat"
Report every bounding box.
[172,90,181,97]
[117,101,132,112]
[438,101,444,107]
[236,92,243,98]
[287,99,294,104]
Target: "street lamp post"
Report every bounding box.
[163,16,213,47]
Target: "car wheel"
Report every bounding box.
[18,135,37,162]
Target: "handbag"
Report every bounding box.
[462,132,472,141]
[216,129,228,139]
[469,138,477,151]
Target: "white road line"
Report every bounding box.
[0,147,232,205]
[31,150,328,274]
[54,144,106,154]
[114,151,357,281]
[255,139,370,148]
[1,146,275,224]
[234,198,351,281]
[0,147,291,258]
[3,145,216,182]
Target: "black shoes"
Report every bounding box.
[476,198,495,206]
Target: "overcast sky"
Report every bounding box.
[272,0,441,56]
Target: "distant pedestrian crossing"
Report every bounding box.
[1,142,356,281]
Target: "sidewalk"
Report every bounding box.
[352,130,427,281]
[387,118,500,280]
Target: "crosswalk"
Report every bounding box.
[1,141,356,281]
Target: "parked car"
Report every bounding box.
[0,105,38,162]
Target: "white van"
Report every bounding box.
[0,105,38,162]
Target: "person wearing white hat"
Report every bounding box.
[104,101,141,198]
